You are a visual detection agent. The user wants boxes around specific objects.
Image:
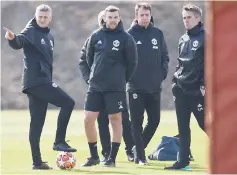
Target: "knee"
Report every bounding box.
[62,97,75,108]
[109,114,122,127]
[68,98,75,108]
[84,111,98,126]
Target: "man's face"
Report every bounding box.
[182,10,200,30]
[136,8,151,28]
[104,11,120,30]
[35,11,52,28]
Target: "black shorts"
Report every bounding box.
[84,91,127,114]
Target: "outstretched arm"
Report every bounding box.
[3,27,29,50]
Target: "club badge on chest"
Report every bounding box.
[112,40,120,51]
[151,38,158,49]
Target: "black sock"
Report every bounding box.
[88,142,99,159]
[109,142,120,162]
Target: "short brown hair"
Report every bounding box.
[135,2,151,15]
[182,4,202,17]
[104,5,120,13]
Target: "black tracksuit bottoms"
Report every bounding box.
[26,82,75,165]
[172,84,205,164]
[129,92,161,160]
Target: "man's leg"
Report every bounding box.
[97,109,111,161]
[143,92,161,149]
[128,92,146,164]
[191,94,205,132]
[27,94,52,170]
[81,91,103,166]
[103,91,125,167]
[27,83,76,152]
[165,85,192,170]
[122,109,135,162]
[106,112,122,167]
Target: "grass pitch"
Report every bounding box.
[1,110,208,174]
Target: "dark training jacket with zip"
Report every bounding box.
[127,22,170,93]
[86,22,138,92]
[172,23,205,96]
[8,18,54,93]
